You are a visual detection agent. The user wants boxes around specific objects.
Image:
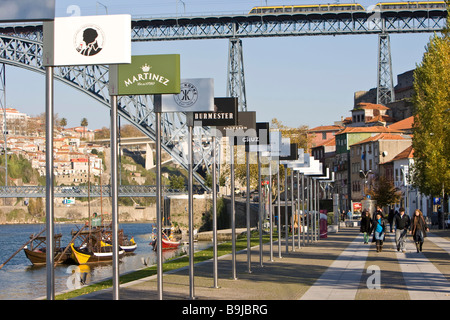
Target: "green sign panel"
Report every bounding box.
[109,54,180,96]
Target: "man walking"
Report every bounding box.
[394,207,410,252]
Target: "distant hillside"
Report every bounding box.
[0,153,45,186]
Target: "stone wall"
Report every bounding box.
[0,196,212,227]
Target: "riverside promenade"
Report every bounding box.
[72,226,450,301]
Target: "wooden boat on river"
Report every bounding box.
[70,228,124,265]
[150,231,181,251]
[23,233,73,266]
[102,227,137,253]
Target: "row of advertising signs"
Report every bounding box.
[42,13,297,154]
[4,9,299,156]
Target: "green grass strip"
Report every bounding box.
[56,230,278,300]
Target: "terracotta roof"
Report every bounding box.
[354,102,389,110]
[366,114,396,123]
[314,136,336,148]
[388,116,414,131]
[309,125,343,132]
[391,145,414,161]
[337,126,403,135]
[350,133,409,146]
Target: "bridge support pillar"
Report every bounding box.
[145,142,155,170]
[0,64,7,188]
[377,33,395,106]
[227,38,247,112]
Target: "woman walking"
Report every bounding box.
[360,209,372,244]
[410,209,429,252]
[370,212,386,252]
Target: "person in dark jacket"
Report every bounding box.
[370,212,386,252]
[394,207,410,252]
[388,208,395,232]
[360,209,372,244]
[410,209,429,252]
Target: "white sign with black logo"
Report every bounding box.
[154,78,214,113]
[43,14,131,67]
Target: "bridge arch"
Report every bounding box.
[0,34,211,188]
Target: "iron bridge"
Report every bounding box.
[0,185,186,198]
[0,7,447,196]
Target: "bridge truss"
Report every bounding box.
[0,185,185,198]
[0,8,447,196]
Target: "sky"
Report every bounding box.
[2,0,437,130]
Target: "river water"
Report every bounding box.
[0,223,205,300]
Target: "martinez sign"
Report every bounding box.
[109,54,181,95]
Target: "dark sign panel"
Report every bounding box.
[218,111,256,136]
[192,97,238,127]
[280,143,299,161]
[0,0,55,22]
[255,122,270,146]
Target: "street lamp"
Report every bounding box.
[360,169,372,198]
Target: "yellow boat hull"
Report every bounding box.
[70,243,124,265]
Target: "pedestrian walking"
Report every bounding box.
[388,208,395,232]
[375,206,384,219]
[410,209,429,252]
[360,209,372,244]
[370,212,386,252]
[394,207,410,252]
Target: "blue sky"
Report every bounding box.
[3,0,435,130]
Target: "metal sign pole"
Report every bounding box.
[297,171,301,249]
[284,164,288,254]
[188,124,195,298]
[258,152,263,267]
[45,66,55,300]
[307,176,311,244]
[110,95,120,300]
[314,179,318,242]
[246,149,252,273]
[212,135,219,288]
[315,179,318,241]
[291,169,295,251]
[277,160,281,258]
[316,179,319,241]
[302,173,305,247]
[156,111,163,300]
[269,161,273,262]
[230,141,237,280]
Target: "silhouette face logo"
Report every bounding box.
[75,25,104,56]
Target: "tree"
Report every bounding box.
[60,118,67,129]
[368,177,401,208]
[412,8,450,199]
[94,127,110,139]
[80,118,88,138]
[169,174,185,190]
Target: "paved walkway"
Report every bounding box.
[71,227,450,300]
[394,233,450,300]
